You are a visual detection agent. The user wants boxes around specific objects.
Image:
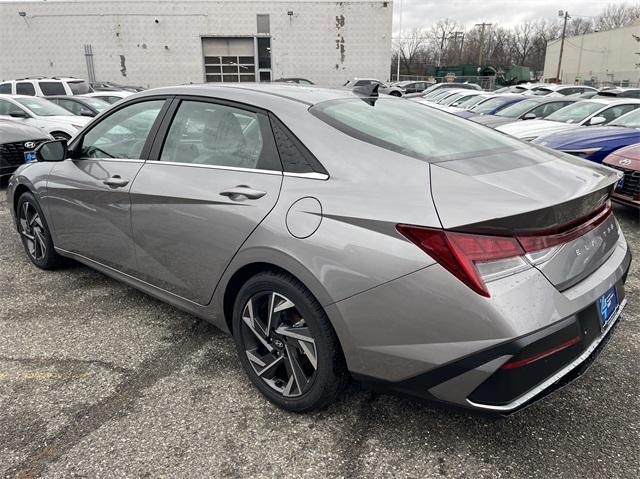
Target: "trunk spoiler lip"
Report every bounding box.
[448,185,614,236]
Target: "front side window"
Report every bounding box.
[0,83,11,94]
[15,97,73,116]
[310,98,525,162]
[598,104,639,123]
[39,82,66,96]
[610,108,640,128]
[545,102,605,124]
[81,100,164,159]
[160,100,278,170]
[53,99,82,115]
[16,82,36,95]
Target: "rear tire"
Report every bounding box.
[16,192,63,269]
[232,271,349,412]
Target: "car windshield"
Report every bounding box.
[496,99,541,118]
[310,98,525,162]
[545,101,604,123]
[83,98,110,111]
[471,96,520,114]
[456,94,487,108]
[609,108,640,128]
[15,97,74,116]
[68,80,93,94]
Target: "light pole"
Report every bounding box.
[396,0,403,82]
[556,10,570,82]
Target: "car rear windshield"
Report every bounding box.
[309,98,525,162]
[545,101,604,123]
[68,80,93,94]
[472,96,522,114]
[610,108,640,128]
[456,94,487,108]
[15,97,74,116]
[532,88,553,96]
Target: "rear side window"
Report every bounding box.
[68,81,93,94]
[16,82,36,95]
[270,115,327,175]
[310,98,525,162]
[0,83,11,94]
[160,100,280,171]
[39,81,66,96]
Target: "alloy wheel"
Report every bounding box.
[19,201,47,261]
[240,292,318,398]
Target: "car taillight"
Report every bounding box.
[396,225,527,297]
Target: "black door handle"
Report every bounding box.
[220,185,267,201]
[103,175,129,188]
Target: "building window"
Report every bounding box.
[257,14,270,34]
[257,37,271,70]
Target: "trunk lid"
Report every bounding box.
[430,145,620,290]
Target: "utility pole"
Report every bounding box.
[396,0,403,82]
[449,31,464,64]
[556,10,570,83]
[475,22,492,66]
[437,29,446,67]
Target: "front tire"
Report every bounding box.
[16,192,63,269]
[232,271,348,412]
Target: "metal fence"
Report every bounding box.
[393,75,496,90]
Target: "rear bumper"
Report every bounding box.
[332,231,631,414]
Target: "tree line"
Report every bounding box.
[393,2,640,78]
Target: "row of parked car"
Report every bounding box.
[0,76,137,184]
[409,82,640,209]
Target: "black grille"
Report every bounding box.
[0,139,48,167]
[608,164,640,198]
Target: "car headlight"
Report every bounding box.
[561,147,602,158]
[71,124,84,130]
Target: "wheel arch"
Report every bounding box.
[216,249,336,335]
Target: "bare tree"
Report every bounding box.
[513,21,537,65]
[595,2,640,30]
[398,28,428,75]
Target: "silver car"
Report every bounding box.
[7,84,631,413]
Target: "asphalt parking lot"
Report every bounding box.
[0,191,638,479]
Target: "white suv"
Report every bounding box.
[0,77,94,97]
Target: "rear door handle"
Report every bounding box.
[220,185,266,201]
[103,175,130,188]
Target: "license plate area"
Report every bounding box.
[597,286,618,329]
[24,151,37,163]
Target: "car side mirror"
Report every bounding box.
[522,112,537,120]
[79,108,94,117]
[589,116,606,126]
[36,139,67,162]
[9,110,29,118]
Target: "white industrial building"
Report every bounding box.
[0,0,393,87]
[544,22,640,86]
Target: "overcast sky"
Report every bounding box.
[392,0,634,34]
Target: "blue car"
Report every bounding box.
[533,107,640,162]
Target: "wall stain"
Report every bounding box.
[119,54,127,77]
[335,14,346,63]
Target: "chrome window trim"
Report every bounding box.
[150,160,283,176]
[466,297,627,412]
[73,158,146,164]
[283,172,329,180]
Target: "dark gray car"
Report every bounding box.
[471,97,577,128]
[0,120,50,185]
[6,84,631,413]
